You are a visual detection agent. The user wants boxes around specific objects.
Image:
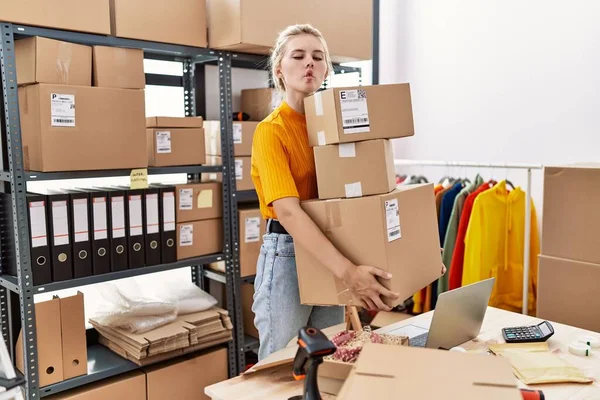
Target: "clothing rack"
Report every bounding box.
[394,159,544,314]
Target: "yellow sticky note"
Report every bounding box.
[130,168,148,189]
[197,189,213,208]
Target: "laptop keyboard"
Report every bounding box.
[410,332,429,347]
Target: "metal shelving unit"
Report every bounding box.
[0,22,243,399]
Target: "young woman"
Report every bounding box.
[250,24,441,360]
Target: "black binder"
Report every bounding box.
[156,185,176,264]
[101,187,128,272]
[124,188,145,269]
[143,187,162,266]
[42,191,73,282]
[61,190,93,279]
[25,193,53,285]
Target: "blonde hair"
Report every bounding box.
[270,24,333,92]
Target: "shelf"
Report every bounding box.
[203,269,226,284]
[38,344,138,398]
[234,190,258,203]
[0,372,26,392]
[22,165,222,181]
[242,275,255,284]
[0,254,223,294]
[243,335,260,352]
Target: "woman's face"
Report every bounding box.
[278,34,328,95]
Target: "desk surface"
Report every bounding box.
[205,307,600,400]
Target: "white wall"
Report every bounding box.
[380,0,600,223]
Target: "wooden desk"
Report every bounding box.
[205,307,600,400]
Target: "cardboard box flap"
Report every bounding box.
[146,116,204,128]
[245,344,297,374]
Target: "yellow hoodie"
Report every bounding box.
[462,180,539,315]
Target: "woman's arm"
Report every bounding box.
[274,197,400,311]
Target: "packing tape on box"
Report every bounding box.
[317,131,326,146]
[568,342,592,357]
[576,335,600,349]
[324,201,342,235]
[339,143,356,158]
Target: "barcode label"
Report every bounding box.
[245,217,261,243]
[233,123,243,144]
[179,224,193,246]
[385,199,401,242]
[156,131,171,153]
[340,89,370,134]
[50,93,75,127]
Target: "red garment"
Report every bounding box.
[448,182,494,290]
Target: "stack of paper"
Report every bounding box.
[90,307,233,366]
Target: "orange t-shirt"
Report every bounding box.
[251,101,318,219]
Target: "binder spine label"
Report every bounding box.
[52,200,70,245]
[146,194,159,234]
[129,195,143,236]
[163,192,175,232]
[93,197,108,240]
[111,196,126,239]
[29,201,48,248]
[73,199,89,243]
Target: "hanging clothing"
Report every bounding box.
[448,181,494,290]
[462,180,539,314]
[438,175,484,296]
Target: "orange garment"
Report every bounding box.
[251,101,318,219]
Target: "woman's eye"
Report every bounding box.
[293,56,303,60]
[313,57,323,61]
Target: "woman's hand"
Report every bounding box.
[342,265,400,312]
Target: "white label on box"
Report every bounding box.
[146,194,159,234]
[344,182,363,198]
[338,143,356,158]
[314,91,324,116]
[93,197,108,240]
[50,93,75,127]
[385,199,401,242]
[235,159,243,180]
[233,123,243,144]
[317,131,326,146]
[179,224,193,246]
[52,200,69,245]
[179,188,193,210]
[339,89,370,134]
[163,192,175,232]
[29,201,47,248]
[129,195,143,236]
[156,131,172,153]
[245,217,261,243]
[73,199,89,243]
[111,196,126,239]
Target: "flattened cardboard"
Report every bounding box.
[175,182,222,223]
[542,165,600,264]
[45,371,146,400]
[204,120,258,156]
[296,185,442,307]
[144,348,228,400]
[238,208,265,277]
[16,37,92,86]
[240,88,281,121]
[314,139,396,199]
[19,84,147,172]
[93,46,145,89]
[537,255,600,332]
[59,292,88,380]
[304,83,414,146]
[146,116,204,128]
[147,128,206,167]
[338,343,520,400]
[16,298,64,387]
[176,218,223,260]
[110,0,207,47]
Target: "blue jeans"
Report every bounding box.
[252,232,345,360]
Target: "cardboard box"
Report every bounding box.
[235,157,254,191]
[202,156,222,183]
[295,184,442,307]
[304,83,414,147]
[241,283,258,338]
[537,255,600,332]
[93,46,145,89]
[542,165,600,264]
[59,292,87,380]
[16,298,64,387]
[338,343,520,399]
[204,120,258,156]
[177,219,223,260]
[144,348,228,400]
[239,208,264,277]
[206,0,372,62]
[369,311,412,329]
[314,139,396,200]
[146,116,204,128]
[147,128,206,167]
[45,371,146,400]
[110,0,207,47]
[0,0,111,35]
[15,37,92,86]
[175,182,222,223]
[240,88,282,121]
[19,84,146,172]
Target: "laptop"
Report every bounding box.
[377,277,495,350]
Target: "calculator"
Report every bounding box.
[502,321,554,343]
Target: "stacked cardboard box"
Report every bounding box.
[296,83,443,308]
[174,182,223,260]
[16,36,147,172]
[90,307,233,366]
[537,165,600,332]
[147,117,206,167]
